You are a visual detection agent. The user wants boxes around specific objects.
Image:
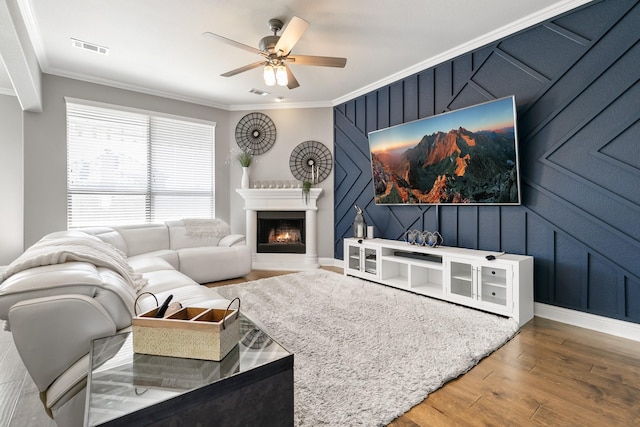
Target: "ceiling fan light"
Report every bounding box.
[276,65,288,86]
[263,65,276,86]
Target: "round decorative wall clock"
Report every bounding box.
[234,112,276,154]
[289,140,333,183]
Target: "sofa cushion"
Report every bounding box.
[0,262,104,320]
[128,256,175,274]
[41,230,95,241]
[78,227,128,254]
[128,250,179,271]
[113,224,170,256]
[137,269,199,296]
[176,246,251,284]
[218,234,246,247]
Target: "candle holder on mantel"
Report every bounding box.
[289,140,333,185]
[289,140,332,204]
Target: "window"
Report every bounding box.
[66,101,215,227]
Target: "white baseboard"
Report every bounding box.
[535,303,640,342]
[320,257,343,268]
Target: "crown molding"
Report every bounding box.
[331,0,593,106]
[45,67,232,110]
[226,100,333,111]
[0,88,17,96]
[16,0,47,68]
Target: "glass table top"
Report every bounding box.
[84,314,290,426]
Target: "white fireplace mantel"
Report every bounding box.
[236,188,323,270]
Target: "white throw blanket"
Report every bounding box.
[0,236,147,292]
[184,218,230,238]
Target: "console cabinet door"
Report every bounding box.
[344,240,379,280]
[362,246,379,277]
[448,260,476,306]
[478,265,512,314]
[346,243,362,272]
[446,258,513,315]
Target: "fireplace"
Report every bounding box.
[236,188,323,270]
[257,211,305,254]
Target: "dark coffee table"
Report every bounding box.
[84,314,293,426]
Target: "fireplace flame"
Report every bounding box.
[275,232,291,242]
[267,225,301,244]
[271,230,301,243]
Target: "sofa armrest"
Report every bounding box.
[218,234,246,247]
[8,294,117,392]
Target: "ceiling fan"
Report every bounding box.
[203,16,347,89]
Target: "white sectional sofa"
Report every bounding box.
[83,219,252,284]
[0,219,251,427]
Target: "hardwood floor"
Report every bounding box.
[388,316,640,426]
[1,268,639,426]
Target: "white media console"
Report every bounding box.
[343,238,534,326]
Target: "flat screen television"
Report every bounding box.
[368,96,521,205]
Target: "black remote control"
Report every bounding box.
[155,294,173,318]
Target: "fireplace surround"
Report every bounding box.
[237,188,323,269]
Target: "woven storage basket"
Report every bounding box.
[132,298,240,361]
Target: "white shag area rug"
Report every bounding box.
[215,270,519,426]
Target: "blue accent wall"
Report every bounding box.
[334,0,640,325]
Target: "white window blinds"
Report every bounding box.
[67,102,215,227]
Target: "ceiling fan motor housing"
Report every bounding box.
[258,18,284,53]
[268,18,283,33]
[259,35,280,53]
[260,18,284,53]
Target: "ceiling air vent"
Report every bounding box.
[71,38,109,55]
[249,88,270,96]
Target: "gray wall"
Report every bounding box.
[18,74,335,260]
[228,107,334,260]
[0,94,23,264]
[23,74,231,246]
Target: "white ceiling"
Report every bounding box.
[1,0,590,110]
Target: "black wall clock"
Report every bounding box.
[235,112,276,154]
[289,140,333,183]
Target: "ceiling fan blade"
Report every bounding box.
[274,16,309,56]
[287,54,347,68]
[203,31,263,55]
[285,65,300,89]
[221,61,265,77]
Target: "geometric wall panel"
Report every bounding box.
[599,119,640,170]
[334,0,640,324]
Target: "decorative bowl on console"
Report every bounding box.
[404,230,443,247]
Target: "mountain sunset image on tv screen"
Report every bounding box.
[368,96,521,205]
